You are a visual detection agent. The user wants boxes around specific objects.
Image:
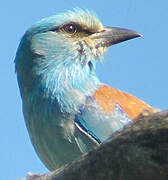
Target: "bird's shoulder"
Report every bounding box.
[94,84,153,120]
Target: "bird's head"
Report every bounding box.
[15,8,141,72]
[15,8,141,108]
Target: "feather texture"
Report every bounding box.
[94,84,153,119]
[15,9,155,170]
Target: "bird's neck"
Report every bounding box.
[20,58,100,113]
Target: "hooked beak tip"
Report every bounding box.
[137,33,143,38]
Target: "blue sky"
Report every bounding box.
[1,1,167,180]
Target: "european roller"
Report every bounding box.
[15,9,155,171]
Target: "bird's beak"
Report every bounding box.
[91,27,142,48]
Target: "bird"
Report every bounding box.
[15,8,156,171]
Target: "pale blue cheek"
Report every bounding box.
[26,34,101,114]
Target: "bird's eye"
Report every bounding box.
[63,24,77,34]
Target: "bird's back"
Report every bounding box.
[94,84,153,120]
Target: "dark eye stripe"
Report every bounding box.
[50,26,59,32]
[82,29,94,35]
[50,22,94,35]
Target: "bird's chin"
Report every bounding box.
[78,39,108,62]
[96,46,108,59]
[88,46,108,62]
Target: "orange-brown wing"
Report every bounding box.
[94,84,153,120]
